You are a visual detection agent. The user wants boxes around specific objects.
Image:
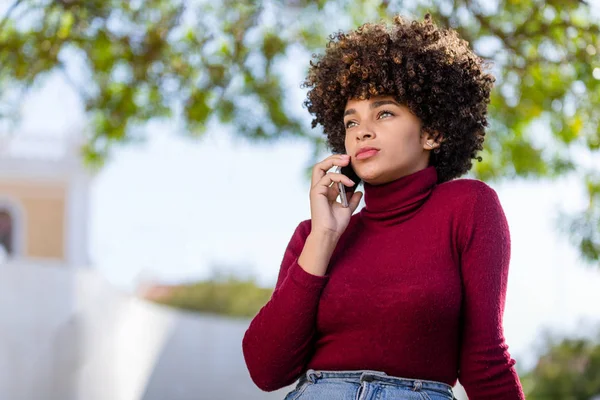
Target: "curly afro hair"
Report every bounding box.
[302,13,495,183]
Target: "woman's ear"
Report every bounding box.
[422,129,444,150]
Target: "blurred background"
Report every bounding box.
[0,0,599,399]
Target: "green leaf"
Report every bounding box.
[184,89,212,124]
[261,31,287,62]
[57,11,74,39]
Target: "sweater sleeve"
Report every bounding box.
[457,182,525,399]
[242,219,329,392]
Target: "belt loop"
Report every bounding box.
[412,380,423,391]
[306,369,322,383]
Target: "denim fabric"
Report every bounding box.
[283,369,457,400]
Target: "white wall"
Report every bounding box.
[0,262,173,400]
[0,262,293,400]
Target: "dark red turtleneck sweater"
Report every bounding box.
[242,166,524,399]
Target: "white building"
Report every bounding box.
[0,131,91,267]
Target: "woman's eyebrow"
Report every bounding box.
[344,100,401,117]
[371,100,401,109]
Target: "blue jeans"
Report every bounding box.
[283,369,457,400]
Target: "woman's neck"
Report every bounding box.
[359,166,438,227]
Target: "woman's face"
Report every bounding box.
[343,95,434,185]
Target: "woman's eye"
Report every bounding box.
[345,111,393,128]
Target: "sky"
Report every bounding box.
[3,1,600,373]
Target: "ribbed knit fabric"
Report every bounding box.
[242,166,524,399]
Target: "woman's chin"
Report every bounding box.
[360,173,385,186]
[356,166,381,183]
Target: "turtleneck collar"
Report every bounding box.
[359,166,438,227]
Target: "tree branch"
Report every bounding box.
[57,61,91,102]
[0,0,24,33]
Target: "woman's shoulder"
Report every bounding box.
[433,177,502,216]
[436,176,498,199]
[432,178,507,243]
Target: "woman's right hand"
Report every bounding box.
[309,154,363,239]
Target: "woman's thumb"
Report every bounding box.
[349,191,363,213]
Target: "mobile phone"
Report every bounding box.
[335,162,361,207]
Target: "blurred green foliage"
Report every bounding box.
[0,0,599,261]
[521,328,600,399]
[150,274,273,318]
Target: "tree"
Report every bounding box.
[520,326,600,399]
[0,0,599,261]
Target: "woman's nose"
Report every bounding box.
[357,129,375,141]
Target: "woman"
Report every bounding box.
[242,13,525,400]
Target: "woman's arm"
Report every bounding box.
[457,182,525,400]
[242,219,337,391]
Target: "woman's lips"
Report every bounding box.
[356,149,379,160]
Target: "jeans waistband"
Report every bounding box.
[298,369,455,396]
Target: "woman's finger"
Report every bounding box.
[311,155,350,187]
[318,172,356,191]
[326,181,343,203]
